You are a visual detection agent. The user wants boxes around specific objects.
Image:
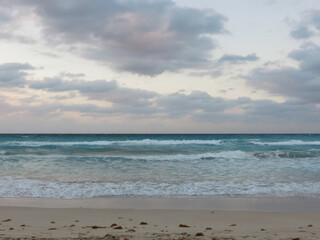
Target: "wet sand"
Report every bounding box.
[0,197,319,239]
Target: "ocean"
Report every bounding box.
[0,134,319,199]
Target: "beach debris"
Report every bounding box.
[260,228,266,231]
[113,226,123,229]
[92,226,107,229]
[103,233,120,240]
[110,223,118,227]
[69,224,75,227]
[20,224,26,227]
[9,227,14,230]
[308,224,313,227]
[51,221,55,224]
[126,228,136,232]
[140,221,148,225]
[205,227,212,230]
[230,223,237,226]
[179,224,190,228]
[48,228,57,230]
[292,238,300,240]
[195,232,204,236]
[2,219,11,222]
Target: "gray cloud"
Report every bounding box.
[156,91,237,118]
[288,43,320,73]
[290,10,320,40]
[218,53,259,64]
[0,2,35,43]
[290,26,314,39]
[6,0,226,75]
[0,4,13,23]
[30,78,117,93]
[0,61,319,131]
[310,10,320,30]
[0,63,34,87]
[246,44,320,103]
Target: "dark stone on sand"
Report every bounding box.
[110,223,118,227]
[2,219,11,222]
[51,221,55,224]
[230,224,237,226]
[179,224,190,228]
[20,224,26,227]
[292,238,300,240]
[90,225,107,229]
[103,233,120,240]
[195,232,204,236]
[140,221,148,225]
[205,227,212,230]
[308,224,313,227]
[9,228,14,230]
[48,228,57,230]
[69,224,75,227]
[260,228,266,231]
[113,226,123,229]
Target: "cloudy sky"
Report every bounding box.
[0,0,320,133]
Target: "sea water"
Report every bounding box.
[0,134,319,199]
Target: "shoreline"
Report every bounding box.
[1,196,320,212]
[0,197,319,239]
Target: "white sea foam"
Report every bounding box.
[1,139,222,147]
[0,177,320,199]
[251,140,320,146]
[121,151,250,161]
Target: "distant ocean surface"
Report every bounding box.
[0,134,320,199]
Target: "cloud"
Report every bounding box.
[0,66,319,132]
[310,10,320,30]
[0,60,319,131]
[218,53,259,64]
[288,43,320,73]
[246,44,320,103]
[290,26,314,39]
[290,9,320,40]
[29,78,117,93]
[0,63,34,87]
[0,2,35,43]
[6,0,226,75]
[0,4,13,23]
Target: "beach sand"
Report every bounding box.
[0,198,319,239]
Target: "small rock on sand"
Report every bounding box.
[195,232,204,236]
[113,226,123,229]
[179,224,190,228]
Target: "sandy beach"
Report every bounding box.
[0,198,319,239]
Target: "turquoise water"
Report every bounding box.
[0,134,320,199]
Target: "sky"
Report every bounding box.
[0,0,320,133]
